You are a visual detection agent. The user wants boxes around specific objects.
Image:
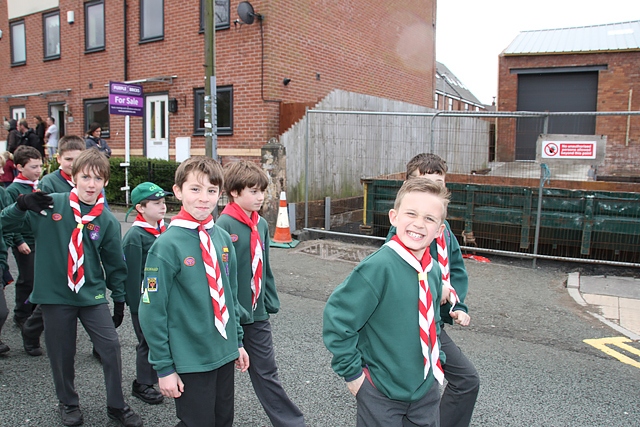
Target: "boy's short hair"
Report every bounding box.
[405,153,448,179]
[223,160,269,200]
[394,177,450,220]
[14,146,42,166]
[72,148,111,181]
[57,135,86,155]
[174,156,223,189]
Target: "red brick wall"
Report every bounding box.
[0,0,436,163]
[497,51,640,176]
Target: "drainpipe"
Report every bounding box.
[123,0,128,80]
[626,89,632,146]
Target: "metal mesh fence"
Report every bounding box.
[296,110,640,266]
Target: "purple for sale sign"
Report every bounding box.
[109,82,144,117]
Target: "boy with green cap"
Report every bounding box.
[122,182,172,405]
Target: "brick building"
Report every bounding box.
[0,0,437,162]
[497,20,640,177]
[434,61,485,112]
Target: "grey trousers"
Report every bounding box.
[243,320,306,427]
[439,328,480,427]
[41,304,126,408]
[131,314,158,385]
[356,375,441,427]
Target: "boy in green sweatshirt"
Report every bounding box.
[323,178,448,427]
[139,156,249,427]
[122,182,171,405]
[1,149,143,427]
[217,161,306,426]
[6,145,42,328]
[388,153,479,427]
[39,135,86,193]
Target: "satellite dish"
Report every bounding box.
[237,1,261,25]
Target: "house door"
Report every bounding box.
[145,95,169,160]
[49,103,66,137]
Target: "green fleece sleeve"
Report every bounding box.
[100,220,127,302]
[262,223,280,314]
[439,221,469,324]
[225,239,244,343]
[122,232,144,312]
[323,269,380,381]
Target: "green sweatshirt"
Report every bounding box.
[122,226,159,314]
[216,214,280,325]
[387,220,469,325]
[139,224,244,377]
[0,193,127,305]
[6,182,36,247]
[39,170,73,194]
[323,244,444,402]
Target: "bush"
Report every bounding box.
[106,157,180,207]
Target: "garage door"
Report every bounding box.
[515,71,598,160]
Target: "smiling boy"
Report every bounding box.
[1,148,143,427]
[323,178,449,427]
[139,156,248,427]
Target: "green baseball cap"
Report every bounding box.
[125,182,172,221]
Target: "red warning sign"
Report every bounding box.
[542,141,596,159]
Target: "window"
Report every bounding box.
[85,1,105,52]
[141,0,164,42]
[464,103,469,111]
[448,98,453,111]
[84,99,110,138]
[11,106,26,121]
[43,11,60,60]
[200,0,231,31]
[434,93,438,109]
[10,20,26,65]
[194,86,233,136]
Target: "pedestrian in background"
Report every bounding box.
[85,123,112,158]
[7,119,22,153]
[34,116,46,153]
[45,116,59,159]
[0,152,15,187]
[18,119,45,157]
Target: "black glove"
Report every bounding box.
[2,268,13,286]
[112,301,125,328]
[16,192,53,214]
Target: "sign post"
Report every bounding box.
[109,81,144,205]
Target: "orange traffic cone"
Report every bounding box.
[272,192,293,243]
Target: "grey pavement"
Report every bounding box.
[0,209,639,426]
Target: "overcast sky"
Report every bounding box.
[436,0,640,105]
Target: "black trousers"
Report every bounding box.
[175,362,235,427]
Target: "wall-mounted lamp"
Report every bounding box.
[283,78,292,86]
[67,11,75,24]
[0,29,3,40]
[168,98,178,113]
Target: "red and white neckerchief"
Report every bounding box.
[220,202,263,310]
[14,173,38,192]
[68,188,105,293]
[132,213,166,237]
[385,236,444,384]
[436,231,460,312]
[170,208,229,339]
[59,169,75,188]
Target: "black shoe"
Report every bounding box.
[21,328,42,356]
[132,380,164,405]
[107,404,143,427]
[0,340,9,355]
[59,403,83,426]
[92,347,102,363]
